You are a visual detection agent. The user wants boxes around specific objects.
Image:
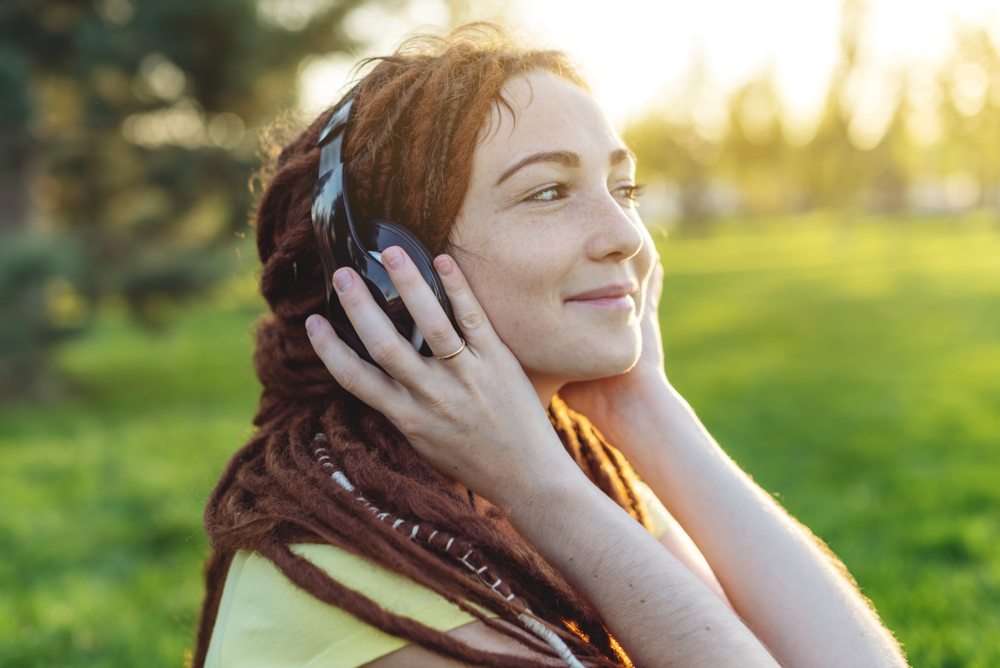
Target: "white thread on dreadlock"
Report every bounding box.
[331,471,354,492]
[313,443,585,668]
[518,613,585,668]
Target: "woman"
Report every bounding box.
[193,23,908,668]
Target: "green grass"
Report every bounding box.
[660,211,1000,666]
[2,212,998,666]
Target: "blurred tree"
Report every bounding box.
[862,80,909,213]
[717,65,798,216]
[625,49,723,232]
[801,0,868,211]
[625,1,880,223]
[0,0,436,399]
[624,0,1000,221]
[939,23,1000,209]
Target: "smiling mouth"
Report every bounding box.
[564,282,639,302]
[565,294,635,309]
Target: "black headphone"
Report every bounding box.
[311,94,462,371]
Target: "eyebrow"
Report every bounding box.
[494,147,637,187]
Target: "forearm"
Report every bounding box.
[503,463,781,668]
[602,381,908,668]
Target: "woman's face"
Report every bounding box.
[447,69,657,406]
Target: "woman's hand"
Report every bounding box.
[559,255,669,446]
[304,245,575,508]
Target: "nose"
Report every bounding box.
[583,188,645,262]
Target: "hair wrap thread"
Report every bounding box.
[312,433,585,667]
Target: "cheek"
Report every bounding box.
[464,258,566,351]
[480,264,559,334]
[468,264,642,379]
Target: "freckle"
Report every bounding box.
[705,626,711,631]
[639,599,646,604]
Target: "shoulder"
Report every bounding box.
[204,543,500,668]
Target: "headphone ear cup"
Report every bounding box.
[368,221,448,307]
[366,220,462,356]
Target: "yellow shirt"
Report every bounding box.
[204,480,671,667]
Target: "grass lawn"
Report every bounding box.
[1,212,997,666]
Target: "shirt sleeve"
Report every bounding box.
[205,543,498,668]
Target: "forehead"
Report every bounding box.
[474,70,623,170]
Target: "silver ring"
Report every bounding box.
[433,338,466,360]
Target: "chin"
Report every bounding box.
[525,329,641,379]
[569,344,642,381]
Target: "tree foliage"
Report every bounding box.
[626,1,1000,227]
[0,0,409,398]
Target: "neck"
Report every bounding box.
[528,371,565,413]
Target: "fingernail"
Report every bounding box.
[384,247,403,269]
[305,315,321,335]
[434,255,453,275]
[333,268,352,291]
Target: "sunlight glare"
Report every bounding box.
[298,0,1000,139]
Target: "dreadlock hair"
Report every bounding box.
[192,22,656,668]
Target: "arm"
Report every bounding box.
[368,465,779,668]
[503,461,782,667]
[596,380,910,668]
[364,516,740,668]
[645,486,736,613]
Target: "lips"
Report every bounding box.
[565,282,638,301]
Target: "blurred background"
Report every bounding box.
[1,0,997,665]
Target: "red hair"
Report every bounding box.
[192,23,652,667]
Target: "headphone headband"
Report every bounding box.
[317,98,353,146]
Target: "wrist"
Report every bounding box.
[456,452,585,514]
[604,374,686,434]
[500,457,595,527]
[603,365,669,412]
[604,380,714,464]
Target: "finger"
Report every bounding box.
[331,266,425,385]
[305,313,405,409]
[432,253,496,351]
[381,245,464,360]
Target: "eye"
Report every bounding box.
[615,183,646,207]
[524,184,567,203]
